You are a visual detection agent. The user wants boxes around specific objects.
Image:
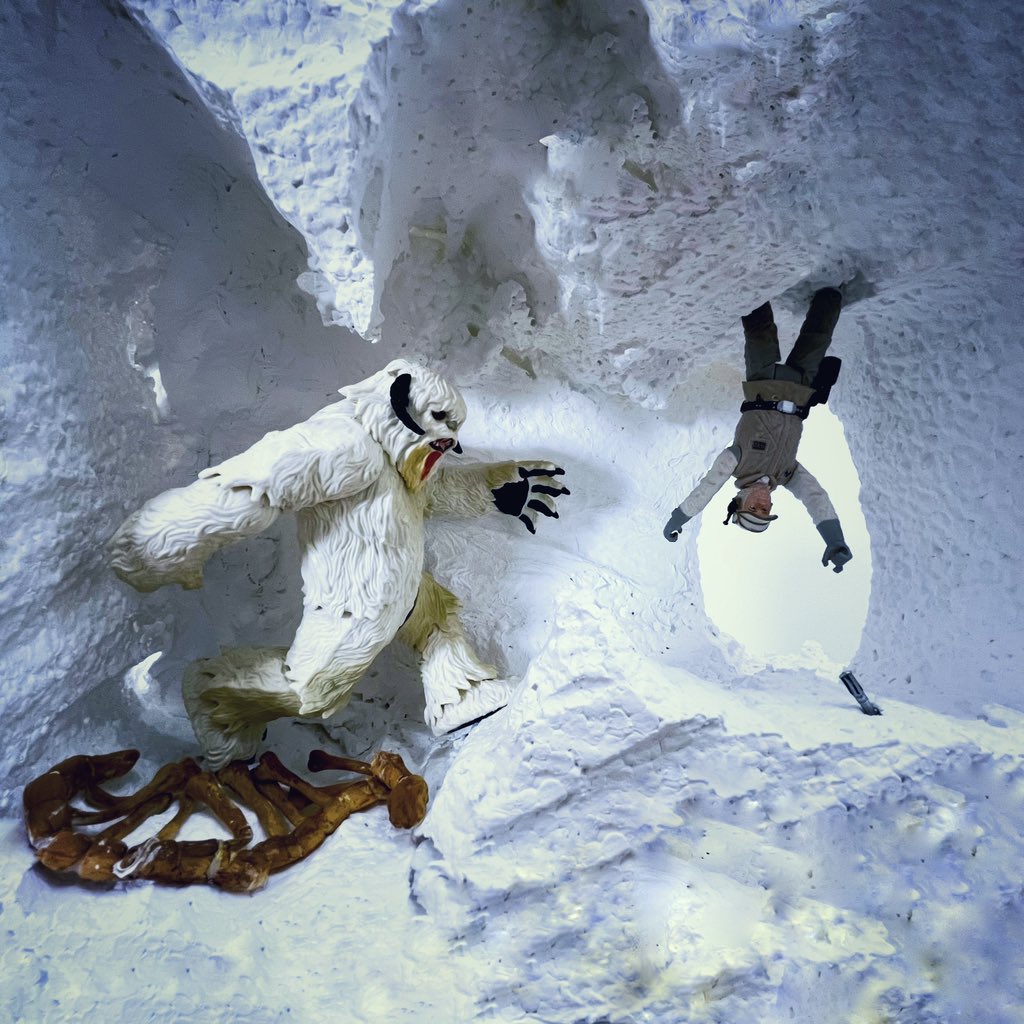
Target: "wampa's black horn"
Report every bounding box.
[389,373,425,435]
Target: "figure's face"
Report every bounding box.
[742,483,773,517]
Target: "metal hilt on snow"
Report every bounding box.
[840,670,883,716]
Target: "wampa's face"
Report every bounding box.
[341,359,467,491]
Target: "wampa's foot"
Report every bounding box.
[182,646,300,770]
[425,678,514,736]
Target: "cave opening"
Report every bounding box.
[696,407,872,669]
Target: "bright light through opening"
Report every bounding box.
[697,407,871,669]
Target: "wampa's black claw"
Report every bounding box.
[495,464,567,532]
[528,500,557,518]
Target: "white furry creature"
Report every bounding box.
[108,359,569,768]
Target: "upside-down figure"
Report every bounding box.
[108,360,568,767]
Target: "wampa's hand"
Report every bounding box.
[490,461,569,534]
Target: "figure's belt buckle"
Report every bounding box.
[777,400,797,414]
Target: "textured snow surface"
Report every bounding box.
[2,0,1022,1021]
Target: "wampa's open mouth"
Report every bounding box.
[421,437,458,480]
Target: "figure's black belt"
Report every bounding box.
[740,398,810,419]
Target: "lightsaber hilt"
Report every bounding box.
[840,670,883,716]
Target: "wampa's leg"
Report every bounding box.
[398,573,513,735]
[108,479,280,592]
[182,647,301,769]
[282,607,382,718]
[184,612,389,765]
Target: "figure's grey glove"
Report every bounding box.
[663,507,691,542]
[491,462,568,535]
[817,518,852,573]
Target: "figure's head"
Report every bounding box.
[340,359,467,490]
[725,483,778,533]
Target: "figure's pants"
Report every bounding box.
[742,300,782,381]
[742,288,842,385]
[784,288,842,382]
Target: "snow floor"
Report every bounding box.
[4,612,1022,1023]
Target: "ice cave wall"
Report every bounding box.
[0,0,377,804]
[1,0,1022,806]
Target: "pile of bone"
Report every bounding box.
[23,748,427,893]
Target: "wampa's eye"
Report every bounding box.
[431,410,448,421]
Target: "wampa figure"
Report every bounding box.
[109,360,569,768]
[663,288,853,572]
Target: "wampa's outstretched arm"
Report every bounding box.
[109,409,385,593]
[426,460,569,534]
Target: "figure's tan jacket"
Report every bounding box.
[677,378,836,524]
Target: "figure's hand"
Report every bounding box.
[490,461,569,534]
[663,507,690,542]
[822,543,853,573]
[816,518,852,574]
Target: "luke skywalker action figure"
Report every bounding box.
[663,287,852,573]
